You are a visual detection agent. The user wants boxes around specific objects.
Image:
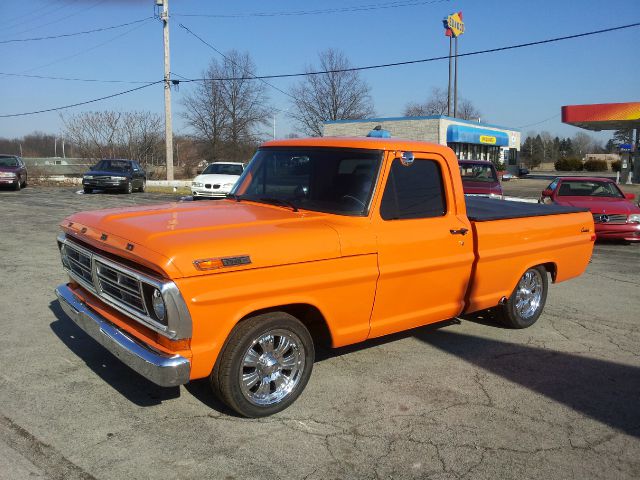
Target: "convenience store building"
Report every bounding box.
[323,115,521,171]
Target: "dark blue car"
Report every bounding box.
[82,159,146,194]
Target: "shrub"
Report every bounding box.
[583,159,608,172]
[554,157,583,171]
[611,160,622,172]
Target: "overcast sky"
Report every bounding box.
[1,0,638,141]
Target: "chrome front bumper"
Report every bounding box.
[55,284,191,387]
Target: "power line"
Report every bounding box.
[0,18,153,44]
[178,21,640,82]
[3,21,639,119]
[4,0,107,39]
[173,0,450,18]
[0,1,77,31]
[516,114,561,130]
[0,81,162,118]
[20,19,153,74]
[177,24,296,100]
[0,72,156,84]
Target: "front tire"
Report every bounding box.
[211,312,314,418]
[123,181,133,194]
[499,266,548,329]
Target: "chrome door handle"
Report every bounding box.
[449,228,469,236]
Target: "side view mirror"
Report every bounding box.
[624,193,635,200]
[542,188,553,197]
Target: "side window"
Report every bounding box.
[380,159,447,220]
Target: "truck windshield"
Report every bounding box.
[458,163,497,182]
[231,147,382,216]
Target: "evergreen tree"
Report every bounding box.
[531,135,544,167]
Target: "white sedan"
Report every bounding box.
[191,162,244,199]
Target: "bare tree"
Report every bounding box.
[289,49,375,136]
[404,87,448,117]
[572,132,594,158]
[180,51,271,161]
[404,87,481,121]
[61,111,163,164]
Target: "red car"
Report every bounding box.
[0,155,28,190]
[458,160,503,199]
[540,177,640,242]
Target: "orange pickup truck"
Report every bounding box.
[55,137,594,417]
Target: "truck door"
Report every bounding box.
[369,152,474,338]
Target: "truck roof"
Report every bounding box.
[262,136,452,155]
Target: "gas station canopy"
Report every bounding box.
[561,102,640,131]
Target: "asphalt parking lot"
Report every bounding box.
[1,184,639,480]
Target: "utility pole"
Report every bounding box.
[160,0,174,181]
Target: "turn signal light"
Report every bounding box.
[193,258,224,270]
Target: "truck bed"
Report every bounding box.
[466,196,587,222]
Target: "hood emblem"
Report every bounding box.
[599,214,610,223]
[194,255,252,271]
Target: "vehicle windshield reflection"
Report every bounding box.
[232,148,381,216]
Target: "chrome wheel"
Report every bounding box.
[514,269,543,319]
[239,329,306,406]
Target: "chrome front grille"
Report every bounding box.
[95,260,147,315]
[63,245,93,284]
[59,238,167,332]
[57,234,193,340]
[592,213,628,224]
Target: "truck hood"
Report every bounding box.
[61,200,342,279]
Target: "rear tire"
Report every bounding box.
[498,266,548,329]
[211,312,314,418]
[138,179,146,192]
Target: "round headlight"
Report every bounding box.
[152,289,166,321]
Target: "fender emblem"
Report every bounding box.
[194,255,252,271]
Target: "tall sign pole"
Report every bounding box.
[443,12,465,118]
[454,36,459,117]
[447,37,453,116]
[161,0,174,181]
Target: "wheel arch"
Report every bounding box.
[539,261,557,282]
[206,302,332,382]
[235,303,333,350]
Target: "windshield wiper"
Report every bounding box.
[257,197,299,212]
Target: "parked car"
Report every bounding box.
[82,159,146,194]
[55,137,594,418]
[458,160,503,198]
[0,154,27,190]
[191,162,244,199]
[540,177,640,242]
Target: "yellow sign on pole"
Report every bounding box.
[444,12,465,37]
